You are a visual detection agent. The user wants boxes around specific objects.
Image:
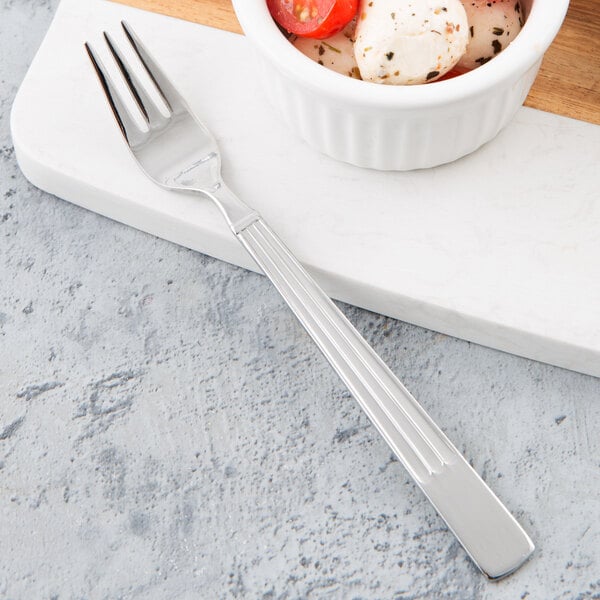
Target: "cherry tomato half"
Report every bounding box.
[267,0,358,39]
[436,68,465,82]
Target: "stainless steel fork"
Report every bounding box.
[85,22,534,579]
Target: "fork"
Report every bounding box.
[85,22,534,580]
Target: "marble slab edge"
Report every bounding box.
[10,0,600,380]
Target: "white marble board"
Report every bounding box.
[11,0,600,377]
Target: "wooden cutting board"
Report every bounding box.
[111,0,600,125]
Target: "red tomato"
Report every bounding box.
[436,68,465,82]
[267,0,358,39]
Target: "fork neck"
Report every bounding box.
[205,183,260,234]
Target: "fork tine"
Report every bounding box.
[103,31,167,127]
[121,20,184,114]
[85,42,146,147]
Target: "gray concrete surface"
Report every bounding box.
[1,1,599,598]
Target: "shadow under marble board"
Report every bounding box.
[11,0,600,377]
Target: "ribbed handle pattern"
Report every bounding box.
[239,219,459,482]
[236,218,534,579]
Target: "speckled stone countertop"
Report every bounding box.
[1,2,599,598]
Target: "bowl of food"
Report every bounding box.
[231,0,569,170]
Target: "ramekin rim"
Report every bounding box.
[231,0,570,108]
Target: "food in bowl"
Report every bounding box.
[232,0,569,170]
[354,0,469,84]
[271,0,523,84]
[458,1,525,71]
[266,0,359,38]
[290,20,362,78]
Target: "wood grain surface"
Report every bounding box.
[111,0,599,124]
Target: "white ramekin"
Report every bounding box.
[231,0,569,170]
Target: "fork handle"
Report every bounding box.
[236,218,534,580]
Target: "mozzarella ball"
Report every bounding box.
[458,0,523,71]
[354,0,469,85]
[292,21,361,79]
